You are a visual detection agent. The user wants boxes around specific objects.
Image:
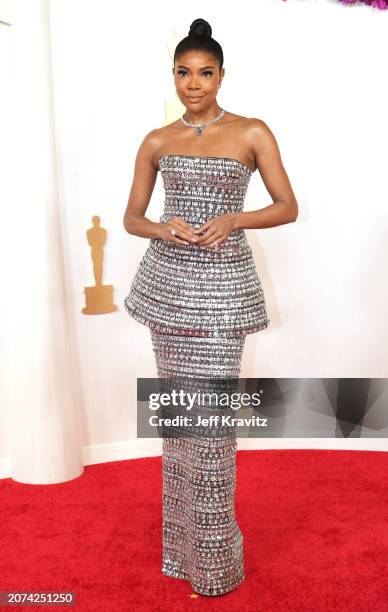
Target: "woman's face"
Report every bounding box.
[173,50,224,110]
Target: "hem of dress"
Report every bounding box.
[124,302,271,338]
[161,565,246,596]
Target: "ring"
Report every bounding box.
[170,228,176,236]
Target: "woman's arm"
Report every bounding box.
[231,119,299,230]
[123,130,198,246]
[123,130,162,239]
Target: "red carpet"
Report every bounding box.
[1,449,388,611]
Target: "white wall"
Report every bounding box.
[1,0,388,478]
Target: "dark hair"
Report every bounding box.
[173,18,224,71]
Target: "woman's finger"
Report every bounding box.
[166,225,198,245]
[198,229,220,246]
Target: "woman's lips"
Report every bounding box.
[187,96,203,102]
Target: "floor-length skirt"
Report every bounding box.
[150,330,247,596]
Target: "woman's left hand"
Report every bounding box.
[193,213,238,249]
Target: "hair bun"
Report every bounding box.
[188,18,212,38]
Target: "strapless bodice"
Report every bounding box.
[158,154,253,228]
[154,154,254,264]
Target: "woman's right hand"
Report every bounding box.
[157,217,199,246]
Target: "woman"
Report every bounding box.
[123,18,298,596]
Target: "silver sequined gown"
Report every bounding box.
[124,154,271,596]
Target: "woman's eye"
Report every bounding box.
[177,70,213,77]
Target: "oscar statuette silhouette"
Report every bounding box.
[82,215,118,314]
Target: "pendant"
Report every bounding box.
[195,126,203,136]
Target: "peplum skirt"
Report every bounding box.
[124,227,271,338]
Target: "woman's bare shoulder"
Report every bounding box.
[141,122,181,152]
[243,116,274,140]
[237,116,278,159]
[136,125,175,169]
[224,113,272,143]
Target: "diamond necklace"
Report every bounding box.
[180,108,225,136]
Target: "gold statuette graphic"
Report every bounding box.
[82,215,118,314]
